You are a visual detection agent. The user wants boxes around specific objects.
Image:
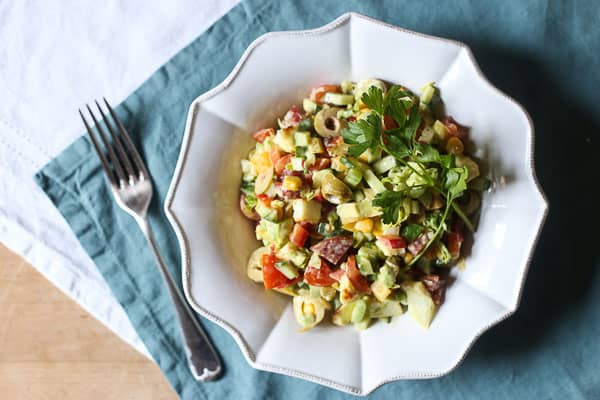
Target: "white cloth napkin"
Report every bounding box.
[0,0,240,356]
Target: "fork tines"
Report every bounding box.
[79,99,148,187]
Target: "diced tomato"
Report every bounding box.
[257,193,272,207]
[378,235,407,249]
[445,231,463,259]
[343,256,371,293]
[309,157,331,172]
[383,115,398,130]
[280,105,303,128]
[252,128,275,143]
[313,192,324,203]
[347,116,357,123]
[309,84,341,104]
[290,223,310,248]
[304,259,337,287]
[262,253,297,289]
[329,268,345,282]
[269,147,282,165]
[274,154,292,175]
[442,116,468,139]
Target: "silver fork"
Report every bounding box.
[79,99,221,381]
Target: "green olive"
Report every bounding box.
[320,173,353,204]
[314,107,343,138]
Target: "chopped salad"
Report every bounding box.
[239,79,488,331]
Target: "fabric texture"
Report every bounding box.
[36,0,600,399]
[0,0,238,355]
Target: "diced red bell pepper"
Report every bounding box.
[290,223,310,248]
[378,235,407,249]
[256,193,272,207]
[269,147,282,165]
[274,154,293,176]
[343,255,371,293]
[280,105,303,128]
[262,253,298,289]
[309,84,341,104]
[252,128,275,143]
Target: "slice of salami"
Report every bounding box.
[310,235,353,265]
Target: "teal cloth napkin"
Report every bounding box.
[36,0,600,398]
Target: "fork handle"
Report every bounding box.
[136,217,222,381]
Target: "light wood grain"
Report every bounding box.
[0,244,177,400]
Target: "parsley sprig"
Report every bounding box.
[342,85,472,267]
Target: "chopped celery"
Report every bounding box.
[351,299,368,323]
[373,155,397,174]
[344,168,363,188]
[323,92,355,106]
[363,169,386,193]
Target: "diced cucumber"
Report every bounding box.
[356,255,374,275]
[341,80,355,94]
[277,242,308,268]
[275,260,299,279]
[357,199,382,218]
[257,218,293,249]
[307,252,322,269]
[420,82,436,105]
[336,202,361,224]
[292,199,322,224]
[363,169,386,193]
[332,302,355,326]
[291,157,305,171]
[255,201,280,222]
[303,98,318,114]
[419,126,436,144]
[308,137,324,153]
[241,159,257,181]
[337,108,355,119]
[369,300,403,318]
[433,120,448,141]
[274,128,295,153]
[294,131,311,147]
[402,281,436,329]
[331,157,348,172]
[373,155,397,174]
[351,299,368,323]
[344,168,363,188]
[323,92,355,106]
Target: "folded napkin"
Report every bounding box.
[36,0,600,398]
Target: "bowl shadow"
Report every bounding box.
[461,43,600,359]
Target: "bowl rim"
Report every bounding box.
[164,12,549,395]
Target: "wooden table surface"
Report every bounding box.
[0,244,177,399]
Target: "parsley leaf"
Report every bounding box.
[413,143,441,163]
[439,154,455,169]
[384,86,408,128]
[382,133,410,159]
[401,224,424,241]
[361,86,384,114]
[404,103,421,142]
[297,118,313,132]
[444,166,469,199]
[372,190,404,225]
[342,112,382,157]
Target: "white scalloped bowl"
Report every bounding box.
[164,13,548,395]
